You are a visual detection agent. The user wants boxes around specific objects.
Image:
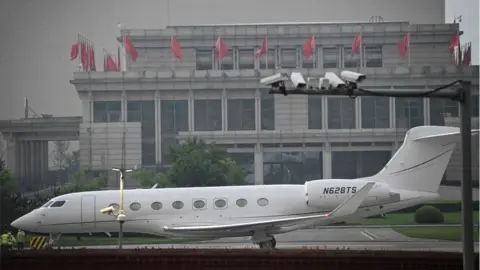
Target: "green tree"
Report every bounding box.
[135,169,175,188]
[167,137,245,187]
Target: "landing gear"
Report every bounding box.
[258,237,276,249]
[48,233,62,248]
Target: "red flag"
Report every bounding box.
[449,31,459,54]
[89,47,96,71]
[80,40,87,71]
[215,37,228,61]
[351,33,362,56]
[462,42,471,66]
[106,54,119,71]
[117,46,121,70]
[255,36,268,58]
[171,36,183,61]
[302,34,315,60]
[70,42,79,60]
[124,36,138,61]
[397,32,410,58]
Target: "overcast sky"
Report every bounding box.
[0,0,477,120]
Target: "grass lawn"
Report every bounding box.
[359,211,479,226]
[393,227,479,241]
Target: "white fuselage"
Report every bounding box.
[14,178,439,238]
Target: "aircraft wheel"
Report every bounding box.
[258,239,275,249]
[271,237,276,248]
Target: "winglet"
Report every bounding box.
[328,182,375,218]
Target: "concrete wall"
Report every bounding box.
[78,122,142,170]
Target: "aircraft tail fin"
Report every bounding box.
[372,126,478,193]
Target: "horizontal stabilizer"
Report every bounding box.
[163,182,374,234]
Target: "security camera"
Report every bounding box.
[260,73,289,87]
[100,206,116,214]
[340,70,366,84]
[319,78,330,90]
[290,72,306,89]
[324,72,346,88]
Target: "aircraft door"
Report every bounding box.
[81,195,96,229]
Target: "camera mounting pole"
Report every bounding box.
[268,79,474,270]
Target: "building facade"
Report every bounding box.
[70,21,479,186]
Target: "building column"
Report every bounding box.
[5,134,17,175]
[121,91,127,121]
[222,89,227,131]
[254,143,264,185]
[188,90,194,132]
[255,89,260,131]
[155,90,161,165]
[322,144,332,179]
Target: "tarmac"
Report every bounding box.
[70,228,480,252]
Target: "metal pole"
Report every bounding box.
[460,80,474,270]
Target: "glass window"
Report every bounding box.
[172,201,184,210]
[365,45,383,67]
[259,50,275,70]
[257,198,269,206]
[260,90,274,130]
[42,201,53,207]
[472,94,479,117]
[196,49,213,70]
[193,199,206,209]
[395,97,424,128]
[194,99,222,131]
[323,47,339,68]
[302,48,315,69]
[151,202,162,210]
[238,49,254,69]
[50,201,66,207]
[279,48,297,68]
[430,99,459,126]
[217,49,233,70]
[263,152,322,185]
[236,198,248,207]
[214,199,227,209]
[308,96,322,129]
[161,100,189,134]
[343,47,360,68]
[328,98,355,129]
[227,99,255,131]
[93,101,121,123]
[361,97,390,128]
[129,202,141,211]
[128,100,156,166]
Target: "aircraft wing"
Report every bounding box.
[163,182,375,234]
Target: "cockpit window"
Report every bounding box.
[50,201,66,207]
[42,201,54,207]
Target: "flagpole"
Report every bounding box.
[77,33,81,69]
[360,27,363,68]
[171,36,175,71]
[407,26,411,67]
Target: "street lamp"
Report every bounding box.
[261,70,474,270]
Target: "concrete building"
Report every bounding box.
[69,20,479,187]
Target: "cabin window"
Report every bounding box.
[42,201,54,207]
[151,202,162,210]
[193,199,206,209]
[236,198,248,207]
[257,198,269,207]
[130,202,141,211]
[172,201,184,210]
[109,203,119,212]
[214,198,227,209]
[50,201,66,207]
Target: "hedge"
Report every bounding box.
[393,201,479,213]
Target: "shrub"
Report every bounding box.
[414,205,444,224]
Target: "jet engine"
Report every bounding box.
[304,179,394,211]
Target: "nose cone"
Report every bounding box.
[11,214,33,231]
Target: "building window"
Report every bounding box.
[472,94,479,117]
[193,199,206,210]
[308,96,322,129]
[260,90,274,130]
[194,99,222,131]
[301,48,315,68]
[227,99,255,131]
[327,97,355,129]
[279,48,297,68]
[365,45,383,67]
[129,202,141,211]
[214,198,227,209]
[259,50,275,70]
[361,97,390,128]
[343,47,360,68]
[323,47,339,68]
[430,99,459,126]
[395,97,424,128]
[257,198,269,206]
[161,100,189,164]
[263,152,323,185]
[93,101,121,122]
[217,49,234,70]
[172,201,184,210]
[196,48,213,70]
[151,202,162,210]
[127,100,156,166]
[238,49,254,69]
[236,198,248,207]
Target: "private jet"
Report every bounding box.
[11,126,475,249]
